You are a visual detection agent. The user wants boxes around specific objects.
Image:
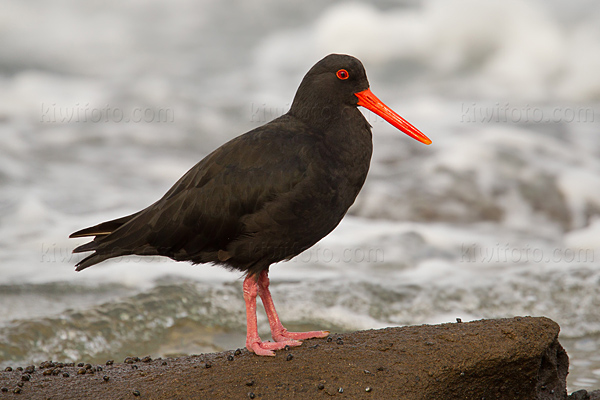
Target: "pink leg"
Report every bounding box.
[257,270,329,342]
[243,274,301,356]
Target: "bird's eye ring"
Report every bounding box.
[336,69,349,80]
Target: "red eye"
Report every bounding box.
[336,69,349,80]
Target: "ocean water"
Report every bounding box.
[1,0,599,391]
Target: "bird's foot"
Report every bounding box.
[246,339,302,356]
[272,328,330,342]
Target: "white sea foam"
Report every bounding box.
[256,0,600,101]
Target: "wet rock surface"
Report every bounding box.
[0,317,595,399]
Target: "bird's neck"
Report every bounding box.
[290,105,373,177]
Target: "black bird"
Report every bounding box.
[70,54,431,356]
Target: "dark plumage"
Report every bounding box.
[70,54,431,355]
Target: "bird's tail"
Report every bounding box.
[70,212,141,271]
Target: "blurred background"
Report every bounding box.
[1,0,599,391]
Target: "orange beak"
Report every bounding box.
[355,88,432,145]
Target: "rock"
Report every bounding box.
[569,389,590,399]
[569,390,600,400]
[0,317,584,399]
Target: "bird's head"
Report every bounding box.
[290,54,431,145]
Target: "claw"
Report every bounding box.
[247,339,302,356]
[247,342,276,356]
